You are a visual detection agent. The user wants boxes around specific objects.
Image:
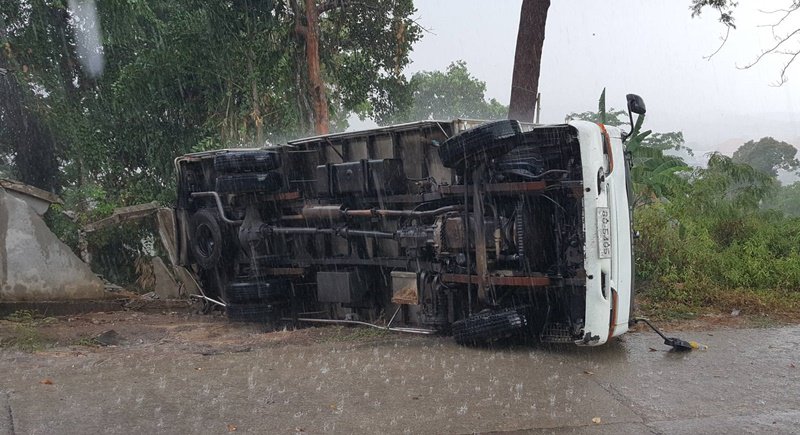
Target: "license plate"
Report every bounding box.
[597,207,612,258]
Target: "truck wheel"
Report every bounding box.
[225,280,290,304]
[189,209,227,270]
[438,120,522,170]
[214,151,281,173]
[226,303,278,323]
[451,306,531,345]
[215,172,283,194]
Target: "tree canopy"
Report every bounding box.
[732,137,799,178]
[0,0,421,203]
[396,60,507,122]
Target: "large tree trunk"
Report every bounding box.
[247,50,264,145]
[0,29,59,192]
[304,0,329,135]
[508,0,550,123]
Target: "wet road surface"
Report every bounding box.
[0,324,798,434]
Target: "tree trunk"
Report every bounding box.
[508,0,550,123]
[304,0,329,135]
[0,31,58,191]
[247,51,264,145]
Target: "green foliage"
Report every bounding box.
[567,91,800,315]
[684,153,777,214]
[393,60,508,122]
[1,0,421,203]
[731,137,798,178]
[1,0,421,283]
[2,310,57,352]
[637,202,800,294]
[763,181,800,216]
[567,90,691,206]
[73,336,99,347]
[690,0,737,27]
[322,0,422,125]
[635,153,798,316]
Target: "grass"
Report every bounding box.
[72,336,100,347]
[636,281,800,322]
[0,310,57,352]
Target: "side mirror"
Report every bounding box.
[626,94,646,115]
[623,94,646,143]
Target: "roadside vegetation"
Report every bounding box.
[0,310,57,351]
[570,92,800,320]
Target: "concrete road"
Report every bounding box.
[0,323,798,434]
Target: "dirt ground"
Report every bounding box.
[0,302,791,354]
[0,307,399,354]
[0,305,799,434]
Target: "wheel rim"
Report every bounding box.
[196,224,216,259]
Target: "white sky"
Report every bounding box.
[402,0,800,153]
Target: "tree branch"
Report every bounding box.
[703,25,730,60]
[317,0,379,15]
[737,27,800,71]
[757,2,800,39]
[771,50,799,86]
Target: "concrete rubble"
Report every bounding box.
[0,186,106,301]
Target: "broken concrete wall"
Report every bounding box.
[0,188,106,301]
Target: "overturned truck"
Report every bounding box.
[174,109,638,346]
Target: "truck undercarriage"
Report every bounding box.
[175,119,631,345]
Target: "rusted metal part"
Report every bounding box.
[608,288,618,341]
[441,215,467,250]
[300,205,463,221]
[263,191,302,201]
[188,192,242,225]
[439,181,547,195]
[391,286,418,305]
[378,192,445,204]
[597,123,614,175]
[569,184,585,198]
[472,166,489,303]
[441,274,551,287]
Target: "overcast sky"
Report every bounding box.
[402,0,800,154]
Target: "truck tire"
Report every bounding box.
[225,280,290,304]
[215,172,283,194]
[189,209,226,270]
[452,306,531,345]
[226,303,277,323]
[438,120,522,170]
[214,151,281,173]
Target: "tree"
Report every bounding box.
[290,0,421,133]
[763,181,800,216]
[731,137,799,178]
[691,0,800,85]
[396,61,508,122]
[508,0,550,122]
[0,0,421,204]
[0,6,64,191]
[685,153,777,214]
